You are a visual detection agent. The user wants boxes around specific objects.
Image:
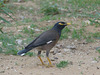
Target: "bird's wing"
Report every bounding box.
[25,30,59,49]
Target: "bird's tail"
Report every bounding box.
[17,48,32,55]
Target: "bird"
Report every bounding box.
[17,22,71,67]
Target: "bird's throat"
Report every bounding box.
[51,27,61,36]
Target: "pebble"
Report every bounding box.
[20,15,25,20]
[0,20,4,23]
[34,29,40,31]
[54,57,58,59]
[69,61,73,65]
[19,72,23,74]
[6,67,10,70]
[7,43,13,46]
[97,67,99,69]
[74,40,77,42]
[51,59,55,61]
[85,20,90,24]
[50,49,60,54]
[57,53,62,55]
[28,26,31,28]
[51,57,58,61]
[29,7,33,10]
[91,61,97,63]
[0,65,3,67]
[66,45,76,49]
[54,49,58,54]
[48,20,51,22]
[16,39,22,45]
[18,30,22,32]
[56,44,64,49]
[64,49,71,52]
[0,42,2,45]
[68,36,72,39]
[0,71,5,73]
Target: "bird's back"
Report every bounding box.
[25,29,60,50]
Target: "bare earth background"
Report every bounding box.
[0,1,100,75]
[0,39,100,75]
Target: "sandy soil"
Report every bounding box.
[0,39,100,75]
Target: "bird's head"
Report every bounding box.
[52,22,71,31]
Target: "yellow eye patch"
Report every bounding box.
[59,23,64,25]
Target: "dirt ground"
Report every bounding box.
[0,1,100,75]
[0,39,100,75]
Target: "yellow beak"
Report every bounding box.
[67,23,71,25]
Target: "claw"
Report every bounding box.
[46,64,54,68]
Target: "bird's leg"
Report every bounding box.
[46,51,54,67]
[37,51,45,65]
[38,56,44,65]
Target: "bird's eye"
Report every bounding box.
[59,23,64,25]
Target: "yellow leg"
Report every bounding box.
[47,57,52,65]
[47,57,54,67]
[38,56,44,65]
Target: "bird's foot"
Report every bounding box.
[46,64,54,68]
[37,63,54,67]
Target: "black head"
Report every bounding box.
[52,22,71,31]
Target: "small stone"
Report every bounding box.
[51,59,55,61]
[69,61,73,65]
[11,67,13,69]
[74,40,77,42]
[68,36,72,39]
[50,50,54,53]
[54,49,58,54]
[34,29,40,32]
[66,45,76,49]
[28,26,30,28]
[19,72,23,74]
[6,67,10,70]
[0,42,2,45]
[54,57,58,59]
[85,20,90,24]
[18,30,22,32]
[48,20,51,22]
[97,67,99,69]
[56,44,63,49]
[7,43,13,46]
[29,7,33,10]
[20,16,25,20]
[57,53,62,55]
[16,39,22,45]
[0,20,4,23]
[64,49,71,52]
[14,69,17,72]
[91,61,97,63]
[50,73,54,75]
[31,28,34,30]
[0,65,3,67]
[83,41,88,44]
[0,71,5,73]
[50,49,60,54]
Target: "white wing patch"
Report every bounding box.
[21,53,25,56]
[47,40,53,44]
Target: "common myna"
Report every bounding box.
[17,22,70,67]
